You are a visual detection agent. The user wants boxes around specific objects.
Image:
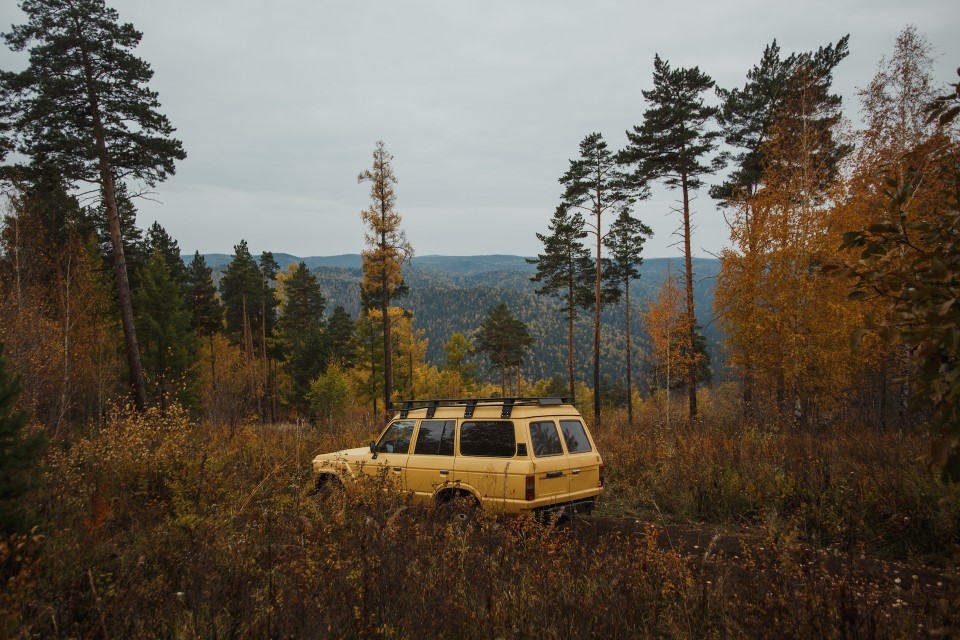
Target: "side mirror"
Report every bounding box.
[369,440,378,459]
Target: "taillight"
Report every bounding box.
[599,464,605,487]
[525,475,535,501]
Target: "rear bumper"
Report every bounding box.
[529,497,596,516]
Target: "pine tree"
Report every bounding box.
[258,252,281,343]
[327,305,356,368]
[0,341,45,534]
[1,174,87,288]
[258,251,281,421]
[559,132,638,423]
[91,184,147,298]
[145,221,188,292]
[475,303,533,397]
[1,0,187,411]
[393,312,428,400]
[711,40,802,208]
[354,311,384,418]
[358,140,413,417]
[443,332,477,381]
[185,251,222,394]
[186,252,222,336]
[219,240,263,415]
[220,241,262,349]
[620,55,721,424]
[279,262,329,412]
[603,209,653,424]
[527,205,594,398]
[135,250,197,412]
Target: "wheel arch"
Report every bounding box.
[434,485,481,508]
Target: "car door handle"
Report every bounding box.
[571,469,581,475]
[439,470,449,476]
[545,471,565,479]
[392,467,402,472]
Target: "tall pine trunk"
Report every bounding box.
[78,31,146,411]
[625,275,634,425]
[381,264,393,415]
[681,171,698,425]
[593,181,602,424]
[500,345,506,397]
[567,291,576,399]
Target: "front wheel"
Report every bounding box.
[310,474,343,500]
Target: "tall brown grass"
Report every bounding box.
[1,397,956,638]
[592,396,960,561]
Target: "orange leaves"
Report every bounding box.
[643,269,701,389]
[358,141,412,303]
[715,62,864,420]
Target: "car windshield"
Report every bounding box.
[376,420,416,454]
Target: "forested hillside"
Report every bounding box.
[200,254,723,386]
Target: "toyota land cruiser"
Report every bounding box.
[311,397,604,515]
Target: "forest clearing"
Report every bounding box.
[2,401,957,637]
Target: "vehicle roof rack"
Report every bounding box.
[389,397,575,419]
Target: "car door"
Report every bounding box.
[452,420,521,509]
[365,419,415,487]
[527,420,570,505]
[559,418,601,502]
[405,419,456,505]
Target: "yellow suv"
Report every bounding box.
[311,397,604,515]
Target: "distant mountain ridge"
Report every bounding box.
[186,252,714,278]
[186,253,723,383]
[188,253,539,274]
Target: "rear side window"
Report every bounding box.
[413,420,455,456]
[459,421,516,458]
[559,420,592,453]
[529,421,564,457]
[376,420,416,454]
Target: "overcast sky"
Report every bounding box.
[2,0,958,259]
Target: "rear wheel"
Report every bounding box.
[435,491,479,522]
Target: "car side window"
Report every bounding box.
[376,420,416,454]
[459,421,516,458]
[413,420,455,456]
[529,421,564,457]
[559,420,592,453]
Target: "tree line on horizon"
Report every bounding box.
[0,0,958,483]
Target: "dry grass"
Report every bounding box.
[1,398,957,638]
[592,398,960,562]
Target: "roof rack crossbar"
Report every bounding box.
[388,397,577,417]
[464,399,477,419]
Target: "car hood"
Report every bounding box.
[312,446,369,471]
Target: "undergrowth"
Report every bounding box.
[0,400,956,638]
[592,402,960,562]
